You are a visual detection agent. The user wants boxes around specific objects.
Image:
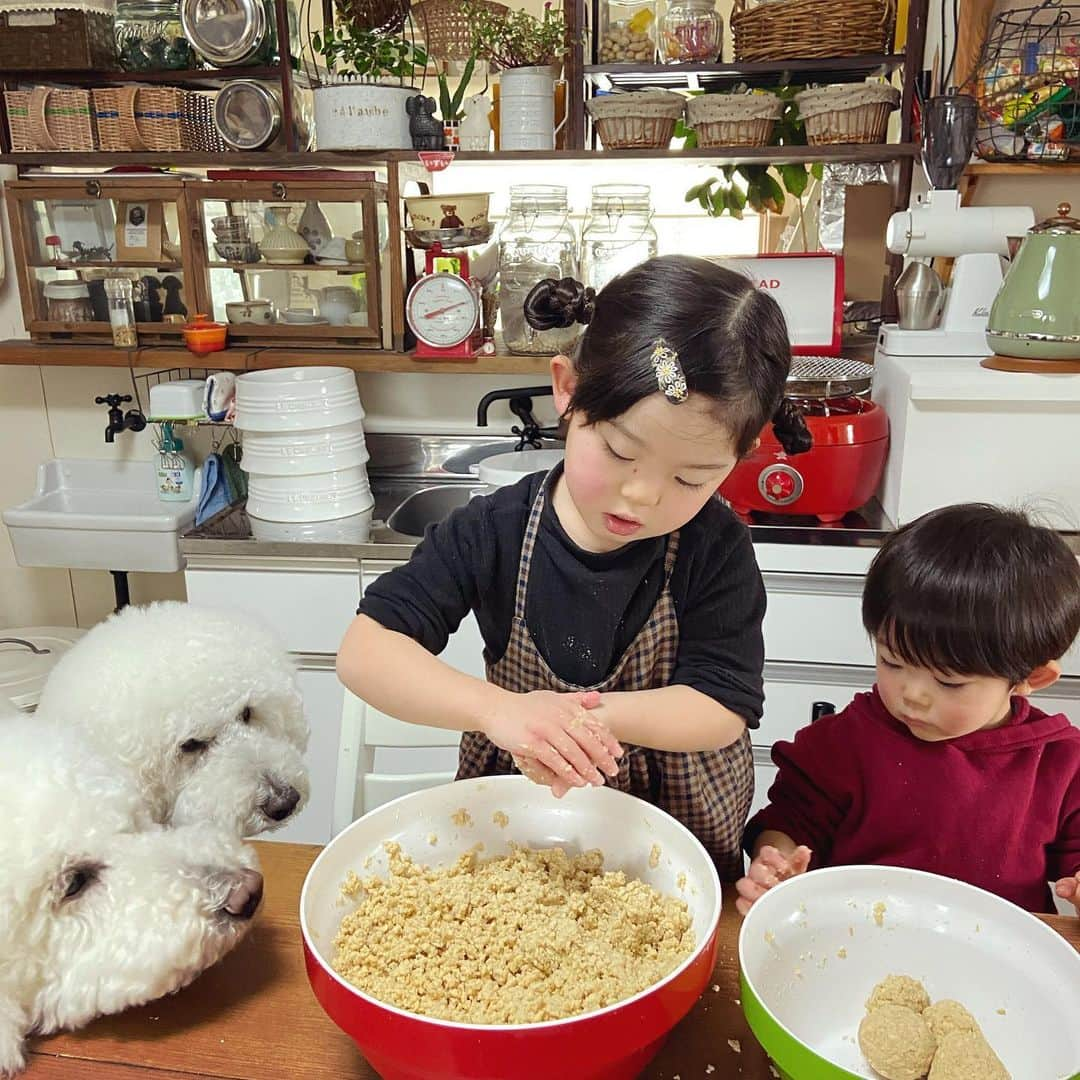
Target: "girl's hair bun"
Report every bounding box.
[771,398,813,455]
[524,277,596,331]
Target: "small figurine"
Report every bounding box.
[161,275,187,319]
[406,94,444,151]
[66,240,114,263]
[141,276,164,322]
[458,92,492,152]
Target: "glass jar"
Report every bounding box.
[44,280,93,323]
[580,184,658,295]
[497,185,580,356]
[105,278,139,348]
[660,0,722,63]
[598,0,657,63]
[115,0,195,71]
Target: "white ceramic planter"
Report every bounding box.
[313,83,415,150]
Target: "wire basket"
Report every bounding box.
[411,0,508,61]
[4,86,98,152]
[93,87,225,153]
[731,0,895,62]
[972,0,1080,162]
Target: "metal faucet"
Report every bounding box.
[476,386,562,451]
[96,394,147,444]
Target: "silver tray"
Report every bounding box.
[405,222,495,250]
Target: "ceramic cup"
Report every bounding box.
[225,300,276,325]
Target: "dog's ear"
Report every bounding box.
[0,996,28,1077]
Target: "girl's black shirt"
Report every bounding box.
[359,468,765,727]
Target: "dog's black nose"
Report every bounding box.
[261,784,301,821]
[222,868,263,919]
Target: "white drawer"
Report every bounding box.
[184,559,361,655]
[762,572,872,667]
[758,661,877,747]
[750,747,777,822]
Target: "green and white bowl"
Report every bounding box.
[738,865,1080,1080]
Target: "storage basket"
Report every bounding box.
[586,90,686,149]
[0,8,117,71]
[92,86,225,152]
[731,0,894,62]
[686,90,783,147]
[795,82,900,144]
[4,86,97,152]
[411,0,508,61]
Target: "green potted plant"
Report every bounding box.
[437,53,476,149]
[468,0,572,150]
[311,25,430,150]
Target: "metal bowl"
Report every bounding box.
[405,222,496,250]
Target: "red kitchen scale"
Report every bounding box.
[405,241,485,360]
[713,253,890,523]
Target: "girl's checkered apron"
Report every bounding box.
[456,477,754,879]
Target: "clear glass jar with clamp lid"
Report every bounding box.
[497,185,581,356]
[580,184,658,295]
[659,0,722,62]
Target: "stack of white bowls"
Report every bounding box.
[233,367,374,542]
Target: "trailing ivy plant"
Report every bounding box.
[682,87,824,220]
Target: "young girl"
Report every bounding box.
[736,503,1080,914]
[337,255,811,878]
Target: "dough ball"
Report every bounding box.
[923,999,982,1043]
[866,974,931,1015]
[927,1030,1010,1080]
[858,1004,937,1080]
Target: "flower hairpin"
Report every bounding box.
[651,338,688,404]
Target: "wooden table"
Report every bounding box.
[26,842,1080,1080]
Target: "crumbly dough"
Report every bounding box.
[927,1031,1010,1079]
[867,974,931,1015]
[923,999,982,1043]
[858,1005,936,1080]
[332,843,695,1024]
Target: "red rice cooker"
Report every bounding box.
[720,357,889,523]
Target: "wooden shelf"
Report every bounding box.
[0,144,918,168]
[587,53,907,89]
[28,261,182,270]
[0,339,553,375]
[0,65,304,87]
[966,161,1080,176]
[206,261,369,271]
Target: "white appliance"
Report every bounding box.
[871,346,1080,529]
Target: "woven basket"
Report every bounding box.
[795,82,899,144]
[586,91,685,149]
[411,0,508,61]
[731,0,894,62]
[0,9,116,71]
[686,91,783,147]
[93,86,224,152]
[4,86,97,152]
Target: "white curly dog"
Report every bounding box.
[0,716,262,1076]
[37,601,310,837]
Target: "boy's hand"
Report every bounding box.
[484,689,620,790]
[735,845,813,916]
[1054,872,1080,913]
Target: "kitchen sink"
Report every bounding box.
[385,485,480,539]
[2,459,196,573]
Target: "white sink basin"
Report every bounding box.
[2,460,196,573]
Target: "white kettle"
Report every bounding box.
[310,285,361,326]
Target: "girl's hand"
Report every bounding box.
[735,845,813,916]
[1054,872,1080,913]
[490,690,620,792]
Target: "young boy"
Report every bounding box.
[737,503,1080,915]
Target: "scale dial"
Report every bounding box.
[406,273,480,348]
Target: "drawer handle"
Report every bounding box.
[810,701,835,722]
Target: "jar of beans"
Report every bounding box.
[659,0,722,63]
[598,0,656,63]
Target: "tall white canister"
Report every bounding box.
[498,65,566,150]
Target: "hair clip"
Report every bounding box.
[651,338,688,404]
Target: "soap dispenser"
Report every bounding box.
[156,422,195,502]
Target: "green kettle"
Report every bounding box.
[987,202,1080,360]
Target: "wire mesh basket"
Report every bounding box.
[972,0,1080,162]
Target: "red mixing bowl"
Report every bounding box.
[301,777,722,1080]
[720,397,889,523]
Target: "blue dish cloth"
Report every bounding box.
[196,453,232,526]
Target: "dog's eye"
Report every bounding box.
[62,866,95,901]
[240,706,252,724]
[180,738,210,754]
